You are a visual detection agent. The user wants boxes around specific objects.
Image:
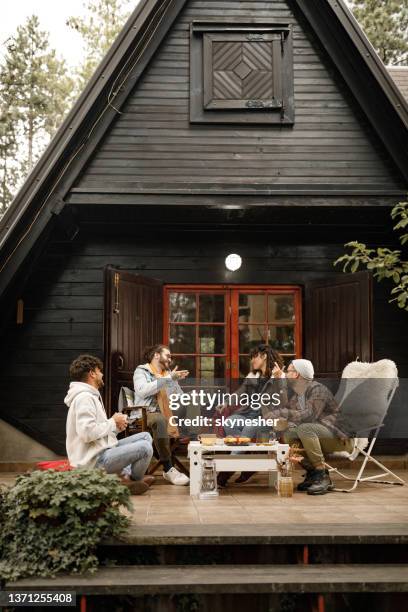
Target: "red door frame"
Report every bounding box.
[163,284,302,380]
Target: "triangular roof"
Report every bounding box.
[0,0,407,303]
[388,66,408,102]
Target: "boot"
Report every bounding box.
[125,480,149,495]
[120,475,150,495]
[306,469,334,495]
[143,475,155,487]
[217,472,232,488]
[235,471,256,484]
[297,469,315,491]
[296,459,315,491]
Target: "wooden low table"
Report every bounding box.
[187,440,290,496]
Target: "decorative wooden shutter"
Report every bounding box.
[104,267,163,415]
[203,33,283,110]
[190,23,294,124]
[305,271,372,378]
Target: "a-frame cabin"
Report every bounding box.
[0,0,407,457]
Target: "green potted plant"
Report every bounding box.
[0,468,132,582]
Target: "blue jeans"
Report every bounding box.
[95,432,153,481]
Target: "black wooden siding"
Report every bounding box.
[72,0,404,194]
[0,217,407,454]
[1,0,407,455]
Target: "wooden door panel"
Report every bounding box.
[104,267,163,415]
[305,271,372,378]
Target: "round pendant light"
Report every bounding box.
[225,253,242,271]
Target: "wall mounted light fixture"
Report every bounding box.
[225,254,242,271]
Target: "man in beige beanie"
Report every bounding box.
[265,359,353,495]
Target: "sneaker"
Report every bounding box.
[163,467,190,486]
[306,469,334,495]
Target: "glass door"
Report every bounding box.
[230,287,302,378]
[163,287,230,383]
[163,285,302,382]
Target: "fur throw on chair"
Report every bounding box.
[341,359,398,380]
[332,359,398,459]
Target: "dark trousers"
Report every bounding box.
[146,412,171,462]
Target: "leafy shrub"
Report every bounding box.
[335,199,408,310]
[0,468,132,581]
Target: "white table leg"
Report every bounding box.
[268,471,277,488]
[189,442,202,496]
[277,443,290,465]
[267,449,278,488]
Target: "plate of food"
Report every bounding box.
[223,436,252,446]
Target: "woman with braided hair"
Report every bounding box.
[216,343,285,487]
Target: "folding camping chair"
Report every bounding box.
[118,386,148,434]
[118,386,189,476]
[324,359,405,492]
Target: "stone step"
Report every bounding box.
[98,523,408,566]
[104,523,408,546]
[6,564,408,595]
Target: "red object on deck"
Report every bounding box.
[36,460,72,471]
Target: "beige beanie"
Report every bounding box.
[292,359,314,381]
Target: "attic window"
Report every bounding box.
[190,22,294,124]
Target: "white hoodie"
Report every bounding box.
[65,382,118,468]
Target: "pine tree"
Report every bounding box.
[1,16,74,175]
[350,0,408,65]
[67,0,132,94]
[0,102,20,217]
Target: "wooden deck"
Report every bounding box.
[2,468,408,608]
[1,468,407,529]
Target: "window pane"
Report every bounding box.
[239,324,267,353]
[169,292,196,322]
[268,325,295,353]
[200,357,225,381]
[199,294,225,322]
[239,294,266,323]
[239,355,251,378]
[169,324,196,353]
[268,295,295,321]
[199,325,225,354]
[172,355,196,377]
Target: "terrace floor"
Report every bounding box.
[2,468,407,527]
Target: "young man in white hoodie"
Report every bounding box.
[65,354,154,495]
